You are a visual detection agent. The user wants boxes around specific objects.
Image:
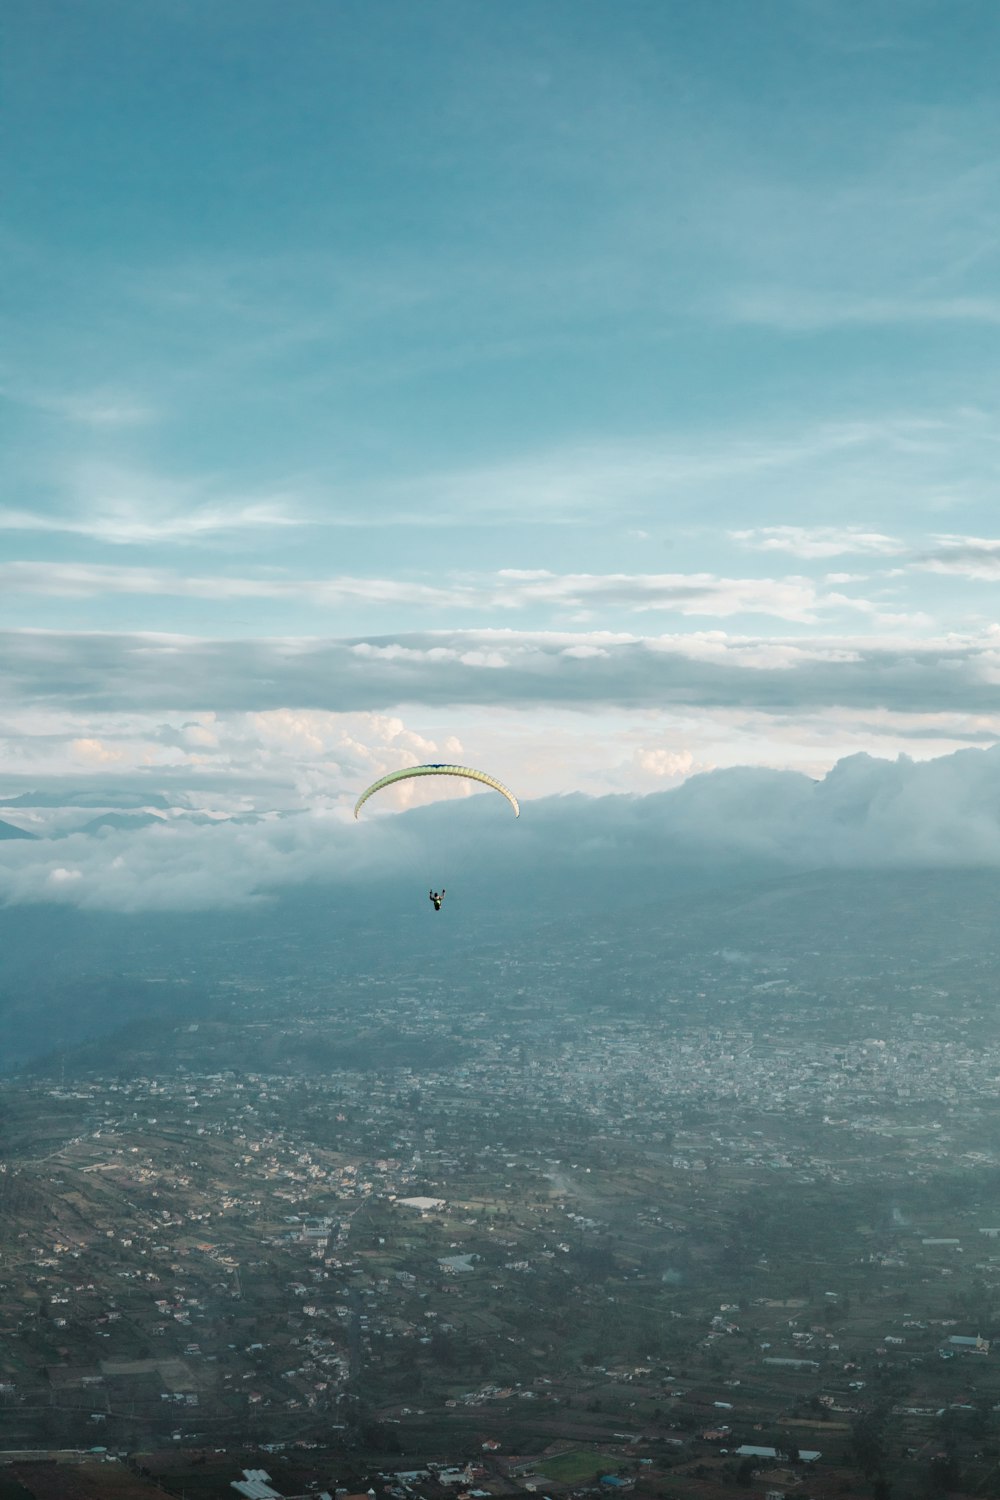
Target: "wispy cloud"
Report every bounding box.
[0,561,919,628]
[912,535,1000,580]
[706,105,1000,335]
[3,408,992,555]
[0,463,305,545]
[728,292,1000,331]
[406,421,918,523]
[730,525,905,559]
[362,409,1000,533]
[0,381,156,428]
[0,501,301,545]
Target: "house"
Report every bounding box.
[231,1470,282,1500]
[735,1446,821,1464]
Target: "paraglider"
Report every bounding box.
[353,763,520,819]
[353,763,519,912]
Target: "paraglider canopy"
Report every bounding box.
[353,763,520,819]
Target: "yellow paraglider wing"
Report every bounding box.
[353,763,520,819]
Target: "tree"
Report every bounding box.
[851,1411,888,1477]
[926,1452,959,1496]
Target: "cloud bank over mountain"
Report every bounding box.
[1,745,999,914]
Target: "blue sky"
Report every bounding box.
[4,0,1000,833]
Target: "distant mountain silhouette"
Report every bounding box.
[73,812,168,837]
[0,790,173,810]
[0,818,37,841]
[66,811,265,837]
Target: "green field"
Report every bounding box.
[538,1450,627,1484]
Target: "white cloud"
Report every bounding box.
[820,592,932,629]
[72,737,123,764]
[633,747,695,778]
[913,536,1000,580]
[730,525,904,559]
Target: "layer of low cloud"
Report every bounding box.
[3,745,1000,913]
[4,626,1000,718]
